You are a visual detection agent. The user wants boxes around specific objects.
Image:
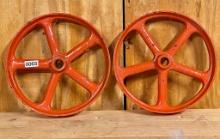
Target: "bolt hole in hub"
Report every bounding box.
[52,58,66,72]
[160,57,169,66]
[55,59,64,69]
[157,55,171,69]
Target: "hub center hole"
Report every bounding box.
[55,59,64,69]
[160,57,169,66]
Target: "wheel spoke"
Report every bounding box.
[66,67,98,94]
[38,73,61,110]
[172,62,208,83]
[12,59,51,72]
[166,23,196,56]
[41,20,59,55]
[136,24,160,55]
[66,33,98,62]
[156,70,168,107]
[120,62,155,79]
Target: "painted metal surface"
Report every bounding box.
[113,11,216,114]
[5,13,111,117]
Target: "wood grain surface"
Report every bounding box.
[1,110,220,138]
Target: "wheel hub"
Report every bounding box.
[156,54,172,69]
[51,57,66,72]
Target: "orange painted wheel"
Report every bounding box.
[5,13,110,117]
[113,11,216,114]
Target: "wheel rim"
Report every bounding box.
[113,11,216,114]
[6,13,111,117]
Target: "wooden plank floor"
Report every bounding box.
[0,110,220,139]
